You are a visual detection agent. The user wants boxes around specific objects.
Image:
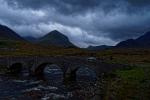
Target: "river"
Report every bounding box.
[0,65,97,100]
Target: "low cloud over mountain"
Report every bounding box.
[0,0,150,47]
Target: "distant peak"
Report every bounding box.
[0,24,9,28]
[38,30,75,48]
[0,24,5,27]
[51,30,60,32]
[144,30,150,35]
[0,24,25,41]
[47,30,67,38]
[50,30,61,34]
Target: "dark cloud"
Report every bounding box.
[0,0,150,47]
[127,0,150,6]
[6,0,101,15]
[6,0,150,14]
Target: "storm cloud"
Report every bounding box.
[0,0,150,47]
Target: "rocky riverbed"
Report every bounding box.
[0,67,98,100]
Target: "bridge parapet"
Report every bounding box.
[0,56,126,81]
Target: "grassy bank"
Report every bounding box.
[100,64,150,100]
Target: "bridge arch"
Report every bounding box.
[9,63,23,75]
[76,67,97,81]
[64,65,98,82]
[34,62,64,79]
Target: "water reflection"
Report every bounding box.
[43,64,63,85]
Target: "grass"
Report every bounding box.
[101,65,150,100]
[1,40,150,64]
[0,40,95,57]
[116,67,145,81]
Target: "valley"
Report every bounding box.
[0,24,150,100]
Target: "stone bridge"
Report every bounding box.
[0,56,125,81]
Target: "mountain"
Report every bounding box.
[24,36,37,42]
[0,24,24,41]
[116,31,150,48]
[87,45,113,50]
[116,39,139,48]
[37,30,76,48]
[136,31,150,47]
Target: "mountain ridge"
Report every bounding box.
[0,24,25,41]
[87,45,113,50]
[37,30,76,48]
[86,31,150,50]
[116,31,150,48]
[1,24,150,49]
[0,24,76,48]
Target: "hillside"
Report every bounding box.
[116,31,150,48]
[87,45,113,50]
[37,30,76,48]
[0,24,24,41]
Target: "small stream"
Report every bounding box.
[0,65,97,100]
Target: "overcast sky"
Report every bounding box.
[0,0,150,47]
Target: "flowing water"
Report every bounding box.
[0,65,97,100]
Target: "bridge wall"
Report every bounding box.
[0,56,125,81]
